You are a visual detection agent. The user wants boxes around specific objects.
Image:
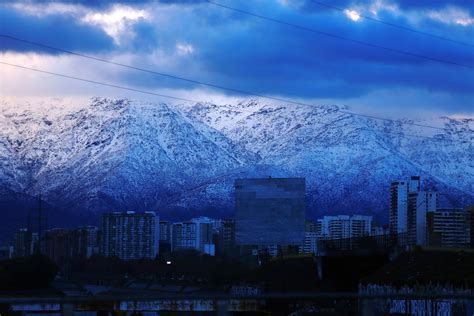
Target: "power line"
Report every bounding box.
[206,1,474,70]
[0,61,200,103]
[1,61,469,145]
[0,34,449,131]
[309,0,474,48]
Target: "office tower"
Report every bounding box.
[217,219,236,256]
[407,191,437,246]
[101,212,159,260]
[235,177,306,246]
[428,208,470,248]
[172,217,215,255]
[390,176,421,235]
[316,219,323,236]
[159,220,172,253]
[465,205,474,248]
[469,205,474,248]
[301,220,319,254]
[12,228,37,257]
[320,215,372,240]
[71,226,99,258]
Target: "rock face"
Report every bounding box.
[0,97,473,239]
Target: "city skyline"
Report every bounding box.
[4,175,473,261]
[0,0,472,314]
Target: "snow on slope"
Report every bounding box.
[0,97,472,233]
[180,99,473,216]
[0,97,257,214]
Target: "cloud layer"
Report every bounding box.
[1,0,473,115]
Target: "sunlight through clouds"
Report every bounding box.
[344,9,361,22]
[82,5,149,44]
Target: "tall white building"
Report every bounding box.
[172,217,215,255]
[390,176,421,235]
[101,212,159,260]
[320,215,372,240]
[408,191,438,246]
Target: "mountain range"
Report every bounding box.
[0,97,473,241]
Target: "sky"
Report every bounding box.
[0,0,473,117]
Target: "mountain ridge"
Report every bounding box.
[0,97,472,241]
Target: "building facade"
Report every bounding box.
[159,220,172,253]
[300,220,320,254]
[42,228,73,266]
[390,176,421,235]
[172,217,215,255]
[12,228,37,257]
[71,226,99,258]
[407,191,437,246]
[217,219,236,257]
[427,208,470,248]
[101,212,159,260]
[320,215,372,240]
[235,177,306,246]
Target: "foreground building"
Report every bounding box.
[101,212,159,260]
[235,177,306,247]
[360,250,474,315]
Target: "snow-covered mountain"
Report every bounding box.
[1,97,473,240]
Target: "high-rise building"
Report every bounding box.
[172,217,215,255]
[300,220,320,254]
[235,177,306,246]
[390,176,421,235]
[320,215,372,240]
[71,226,99,258]
[469,205,474,248]
[159,220,172,253]
[101,212,159,260]
[407,191,437,246]
[41,226,98,265]
[428,208,470,248]
[217,219,236,257]
[12,228,37,257]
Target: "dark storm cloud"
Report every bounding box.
[1,0,473,112]
[114,0,474,104]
